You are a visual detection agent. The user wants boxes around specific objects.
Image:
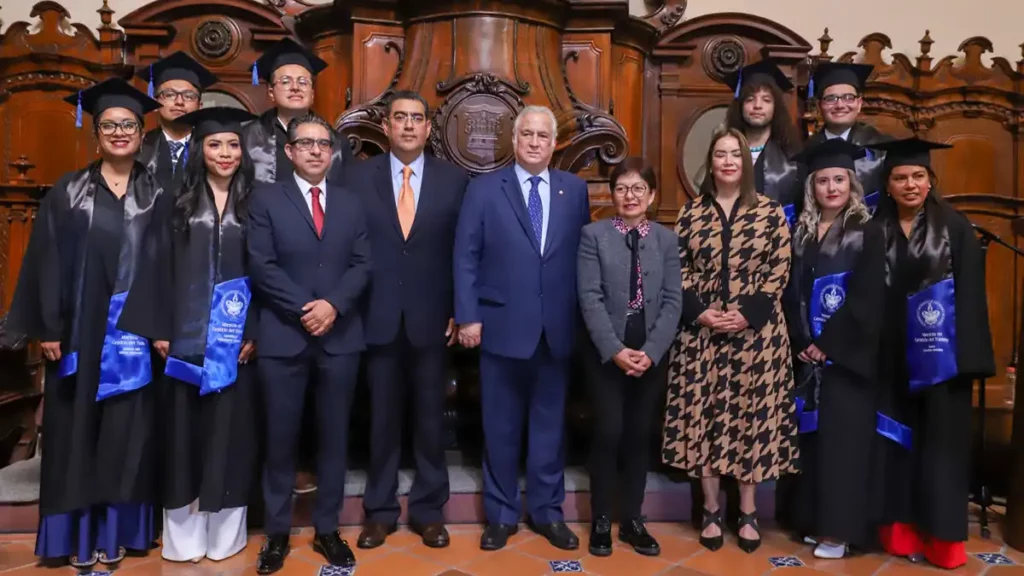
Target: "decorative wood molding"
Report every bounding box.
[638,0,686,33]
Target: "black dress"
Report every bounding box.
[120,184,259,512]
[8,162,163,563]
[874,195,995,543]
[782,214,886,547]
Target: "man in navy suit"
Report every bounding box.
[353,91,469,550]
[454,105,591,551]
[247,113,371,574]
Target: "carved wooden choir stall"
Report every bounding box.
[0,0,1023,546]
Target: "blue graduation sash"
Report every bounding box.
[864,191,880,214]
[57,291,152,401]
[906,277,958,391]
[794,396,818,433]
[164,277,251,396]
[876,412,913,450]
[783,204,797,229]
[810,272,849,340]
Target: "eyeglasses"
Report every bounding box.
[290,138,333,151]
[97,120,140,136]
[273,76,312,90]
[613,184,649,198]
[391,111,426,125]
[156,89,200,103]
[821,93,859,105]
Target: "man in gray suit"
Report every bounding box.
[576,158,682,558]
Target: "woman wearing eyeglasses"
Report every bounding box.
[119,107,260,563]
[7,79,164,566]
[577,157,681,557]
[782,139,886,559]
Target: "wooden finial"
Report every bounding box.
[919,30,933,57]
[98,0,114,29]
[818,27,833,58]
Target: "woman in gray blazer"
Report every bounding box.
[577,157,682,558]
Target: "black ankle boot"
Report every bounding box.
[619,518,660,556]
[589,515,612,556]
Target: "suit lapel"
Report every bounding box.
[543,171,564,259]
[501,166,541,254]
[375,155,404,239]
[283,177,317,236]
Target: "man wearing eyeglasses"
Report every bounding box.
[351,91,468,550]
[136,51,218,191]
[249,112,371,574]
[804,62,890,205]
[244,38,354,184]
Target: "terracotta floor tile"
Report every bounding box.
[647,523,698,540]
[0,542,37,572]
[796,551,890,576]
[659,567,722,576]
[408,531,494,567]
[680,545,782,576]
[437,570,475,576]
[460,549,554,576]
[579,550,674,576]
[641,534,703,563]
[874,555,986,575]
[964,533,1003,553]
[985,567,1024,574]
[353,549,448,575]
[513,534,587,561]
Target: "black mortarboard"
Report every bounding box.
[725,58,794,98]
[63,77,161,129]
[251,38,327,85]
[175,107,257,140]
[811,61,874,97]
[792,138,867,173]
[136,51,218,98]
[871,137,953,171]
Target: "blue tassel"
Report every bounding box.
[734,71,742,99]
[147,64,154,98]
[75,91,82,128]
[808,76,815,98]
[252,62,259,86]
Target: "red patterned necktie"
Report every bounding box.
[310,186,324,238]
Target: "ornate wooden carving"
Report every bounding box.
[429,73,525,173]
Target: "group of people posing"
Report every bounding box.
[7,34,993,575]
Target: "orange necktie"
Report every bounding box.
[398,165,415,238]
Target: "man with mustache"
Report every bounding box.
[136,51,218,191]
[805,62,890,208]
[724,57,804,223]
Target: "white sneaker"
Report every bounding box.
[803,535,818,545]
[813,541,847,559]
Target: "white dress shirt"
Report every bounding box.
[514,163,551,254]
[163,132,190,163]
[294,173,327,216]
[824,126,853,141]
[390,152,425,210]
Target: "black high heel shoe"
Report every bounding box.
[737,511,761,553]
[699,508,724,551]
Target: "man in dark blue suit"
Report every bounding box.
[248,113,371,574]
[454,105,591,551]
[353,91,469,550]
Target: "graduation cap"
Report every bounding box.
[810,61,874,98]
[791,138,867,173]
[870,137,953,171]
[63,77,161,129]
[136,51,218,98]
[251,38,328,86]
[174,107,257,140]
[725,58,794,99]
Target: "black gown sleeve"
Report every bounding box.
[815,221,887,380]
[949,210,996,378]
[7,175,73,342]
[117,190,175,341]
[782,250,811,356]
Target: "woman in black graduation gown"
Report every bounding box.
[783,138,886,559]
[119,107,260,563]
[871,138,995,570]
[6,78,164,567]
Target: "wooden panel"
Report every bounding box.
[611,44,645,152]
[3,92,97,186]
[563,34,610,110]
[351,24,403,106]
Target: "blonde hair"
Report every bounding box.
[795,168,871,244]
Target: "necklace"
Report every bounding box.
[750,144,766,153]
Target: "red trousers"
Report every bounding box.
[879,522,967,570]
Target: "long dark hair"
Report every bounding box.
[174,133,255,233]
[725,79,802,157]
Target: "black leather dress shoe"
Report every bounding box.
[411,522,451,548]
[256,535,289,575]
[589,516,613,557]
[313,532,356,567]
[620,518,661,556]
[357,523,396,549]
[529,520,579,550]
[480,524,518,551]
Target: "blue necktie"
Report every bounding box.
[527,175,543,249]
[168,140,185,174]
